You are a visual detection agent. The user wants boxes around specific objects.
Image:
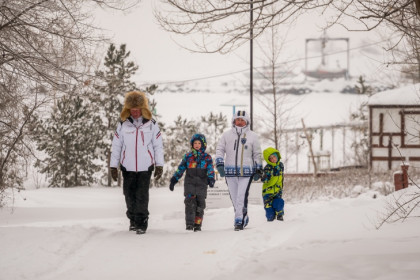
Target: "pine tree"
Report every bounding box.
[156,113,226,187]
[32,96,102,188]
[355,76,373,95]
[157,116,199,187]
[93,43,138,186]
[166,116,199,160]
[146,84,159,117]
[200,112,227,155]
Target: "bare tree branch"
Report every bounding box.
[155,0,419,54]
[415,0,420,18]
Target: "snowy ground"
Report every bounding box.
[152,84,366,128]
[1,183,420,280]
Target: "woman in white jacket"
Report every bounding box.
[215,110,262,231]
[110,91,164,235]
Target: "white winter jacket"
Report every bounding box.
[215,125,262,177]
[110,117,164,172]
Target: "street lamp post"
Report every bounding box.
[250,0,254,130]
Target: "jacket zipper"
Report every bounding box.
[235,133,240,176]
[135,128,139,172]
[240,133,246,176]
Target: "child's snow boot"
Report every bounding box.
[186,225,194,231]
[277,214,284,221]
[193,224,201,232]
[194,217,202,232]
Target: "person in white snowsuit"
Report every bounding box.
[110,91,164,235]
[215,110,262,231]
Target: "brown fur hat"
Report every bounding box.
[120,91,152,121]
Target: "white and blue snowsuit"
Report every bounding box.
[215,111,262,228]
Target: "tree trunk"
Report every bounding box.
[301,119,318,177]
[0,169,4,191]
[415,0,420,18]
[107,149,111,187]
[75,168,78,187]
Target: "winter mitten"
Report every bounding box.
[253,169,263,181]
[216,165,225,177]
[110,168,118,181]
[154,166,163,180]
[169,177,177,191]
[208,177,215,188]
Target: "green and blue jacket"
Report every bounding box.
[262,147,284,197]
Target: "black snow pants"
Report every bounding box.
[184,168,208,226]
[122,166,152,230]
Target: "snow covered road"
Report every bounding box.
[1,185,419,280]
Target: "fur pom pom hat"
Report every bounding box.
[120,91,152,121]
[231,110,250,126]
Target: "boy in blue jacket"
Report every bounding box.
[169,134,215,231]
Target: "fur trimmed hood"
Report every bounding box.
[120,91,152,121]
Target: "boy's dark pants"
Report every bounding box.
[184,168,208,227]
[122,168,152,230]
[185,194,206,226]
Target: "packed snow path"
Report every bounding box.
[1,185,420,280]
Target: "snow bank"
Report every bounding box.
[368,83,420,105]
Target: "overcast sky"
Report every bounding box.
[94,1,394,86]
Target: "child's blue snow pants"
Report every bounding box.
[263,192,284,221]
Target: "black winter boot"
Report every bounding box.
[129,220,136,231]
[136,228,146,235]
[135,218,148,235]
[234,224,244,231]
[193,224,201,232]
[186,225,194,231]
[277,214,284,221]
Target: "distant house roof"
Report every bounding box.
[368,83,420,106]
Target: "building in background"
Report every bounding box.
[369,84,420,171]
